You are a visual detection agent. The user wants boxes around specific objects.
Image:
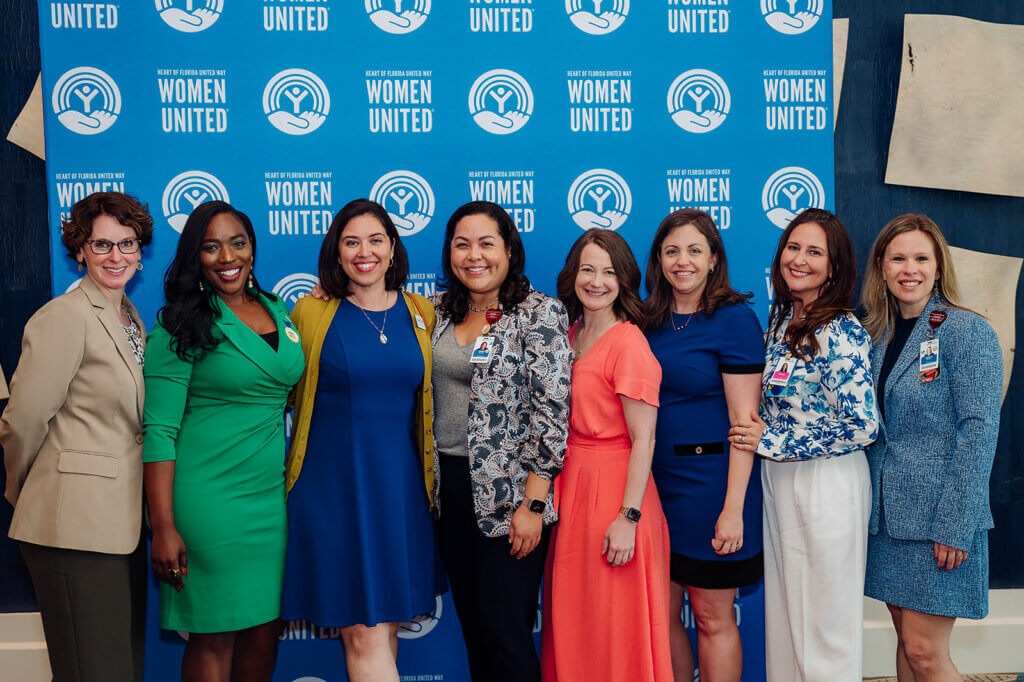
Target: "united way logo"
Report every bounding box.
[761,0,823,35]
[398,595,443,639]
[52,67,121,135]
[155,0,223,33]
[273,273,320,308]
[162,171,230,232]
[567,169,631,231]
[369,171,435,236]
[566,0,628,35]
[263,69,330,135]
[667,69,730,133]
[365,0,430,34]
[761,167,825,228]
[468,70,533,135]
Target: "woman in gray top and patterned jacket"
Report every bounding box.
[430,201,571,682]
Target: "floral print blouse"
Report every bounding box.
[756,311,878,462]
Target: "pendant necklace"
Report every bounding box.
[353,292,390,344]
[671,309,697,331]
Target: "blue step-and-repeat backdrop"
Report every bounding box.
[38,1,833,680]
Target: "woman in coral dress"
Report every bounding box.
[542,229,672,682]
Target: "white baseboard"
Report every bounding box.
[4,591,1023,681]
[0,612,50,681]
[863,589,1024,676]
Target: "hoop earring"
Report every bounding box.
[709,265,715,274]
[136,262,144,271]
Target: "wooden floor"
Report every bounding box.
[866,676,1022,681]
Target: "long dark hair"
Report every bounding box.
[318,199,409,298]
[768,208,856,359]
[436,201,530,323]
[644,209,751,329]
[557,229,644,328]
[158,201,262,361]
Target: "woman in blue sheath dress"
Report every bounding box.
[281,199,444,681]
[643,210,765,682]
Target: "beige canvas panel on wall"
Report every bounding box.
[6,73,45,161]
[885,14,1024,198]
[948,246,1021,403]
[833,18,849,128]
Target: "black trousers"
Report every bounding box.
[437,455,551,682]
[20,537,147,682]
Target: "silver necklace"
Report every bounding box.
[468,296,499,313]
[671,309,697,331]
[352,293,390,344]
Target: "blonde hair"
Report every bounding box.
[861,214,966,342]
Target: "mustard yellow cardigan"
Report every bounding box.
[284,291,437,502]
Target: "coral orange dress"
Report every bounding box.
[541,321,672,682]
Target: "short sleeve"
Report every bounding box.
[718,303,766,374]
[610,324,662,407]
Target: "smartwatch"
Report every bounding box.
[619,506,641,523]
[527,497,547,514]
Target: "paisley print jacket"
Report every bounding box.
[430,289,572,537]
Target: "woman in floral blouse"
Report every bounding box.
[730,208,878,682]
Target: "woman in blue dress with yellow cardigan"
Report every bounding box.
[144,201,305,681]
[281,199,444,682]
[860,214,1002,680]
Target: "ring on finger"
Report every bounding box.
[739,434,745,443]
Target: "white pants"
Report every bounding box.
[762,451,870,682]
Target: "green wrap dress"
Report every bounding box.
[143,292,304,633]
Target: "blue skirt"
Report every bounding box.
[865,507,988,620]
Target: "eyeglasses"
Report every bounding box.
[86,238,141,255]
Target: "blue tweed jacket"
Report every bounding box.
[867,298,1002,551]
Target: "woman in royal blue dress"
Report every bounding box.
[281,199,444,681]
[643,209,765,682]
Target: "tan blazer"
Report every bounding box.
[0,276,146,554]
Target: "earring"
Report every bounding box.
[78,261,83,272]
[136,262,144,271]
[199,281,206,293]
[247,273,255,289]
[709,265,715,274]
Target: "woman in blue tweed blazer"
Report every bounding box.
[861,214,1002,680]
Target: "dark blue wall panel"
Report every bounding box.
[834,1,1023,588]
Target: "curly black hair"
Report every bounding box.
[157,201,262,361]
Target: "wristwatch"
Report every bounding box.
[527,497,547,514]
[619,506,641,523]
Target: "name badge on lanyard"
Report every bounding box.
[768,353,793,396]
[919,309,947,383]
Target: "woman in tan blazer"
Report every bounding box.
[0,192,153,682]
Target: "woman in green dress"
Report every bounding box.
[143,201,305,681]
